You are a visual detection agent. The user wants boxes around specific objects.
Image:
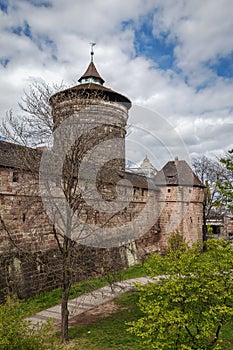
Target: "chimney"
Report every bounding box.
[174,156,179,166]
[36,145,47,151]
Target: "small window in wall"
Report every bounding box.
[94,211,99,224]
[134,187,142,200]
[13,172,19,182]
[22,213,26,222]
[212,225,221,235]
[168,188,171,193]
[55,177,60,187]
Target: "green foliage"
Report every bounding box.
[164,232,188,254]
[128,236,233,350]
[207,225,214,235]
[0,296,57,350]
[56,291,233,349]
[62,292,150,350]
[217,149,233,212]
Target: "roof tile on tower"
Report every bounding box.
[78,61,105,84]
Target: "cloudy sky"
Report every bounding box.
[0,0,233,168]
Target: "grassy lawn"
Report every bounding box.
[20,263,147,317]
[62,292,150,350]
[2,255,233,349]
[221,324,233,350]
[60,292,233,350]
[5,241,233,349]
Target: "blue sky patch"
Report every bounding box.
[135,27,176,70]
[121,19,134,31]
[23,21,31,37]
[11,21,32,39]
[34,34,57,60]
[23,0,52,8]
[208,52,233,78]
[122,15,176,71]
[195,76,217,92]
[12,26,22,35]
[0,58,10,68]
[0,0,8,13]
[38,35,55,51]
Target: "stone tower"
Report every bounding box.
[154,157,205,248]
[49,54,131,176]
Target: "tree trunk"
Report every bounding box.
[61,236,71,342]
[61,283,70,341]
[203,203,207,242]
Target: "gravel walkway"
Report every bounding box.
[28,276,152,326]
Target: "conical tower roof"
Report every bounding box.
[78,61,105,85]
[50,47,131,110]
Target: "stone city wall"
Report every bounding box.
[0,166,204,300]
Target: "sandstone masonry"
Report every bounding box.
[0,60,204,300]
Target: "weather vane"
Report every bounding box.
[89,42,96,62]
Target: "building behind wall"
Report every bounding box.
[0,58,204,300]
[206,211,233,239]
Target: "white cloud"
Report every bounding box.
[152,0,233,80]
[0,0,232,167]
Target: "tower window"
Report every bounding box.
[55,177,60,187]
[12,172,19,182]
[22,213,26,222]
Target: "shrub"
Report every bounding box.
[0,296,56,350]
[128,236,233,350]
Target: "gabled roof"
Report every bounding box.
[0,140,204,191]
[123,171,158,190]
[154,159,204,187]
[78,61,105,84]
[0,140,41,171]
[0,140,155,190]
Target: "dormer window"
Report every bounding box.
[79,77,103,85]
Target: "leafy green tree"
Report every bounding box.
[128,234,233,350]
[192,155,229,240]
[217,149,233,213]
[0,296,57,350]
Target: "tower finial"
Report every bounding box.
[89,42,96,62]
